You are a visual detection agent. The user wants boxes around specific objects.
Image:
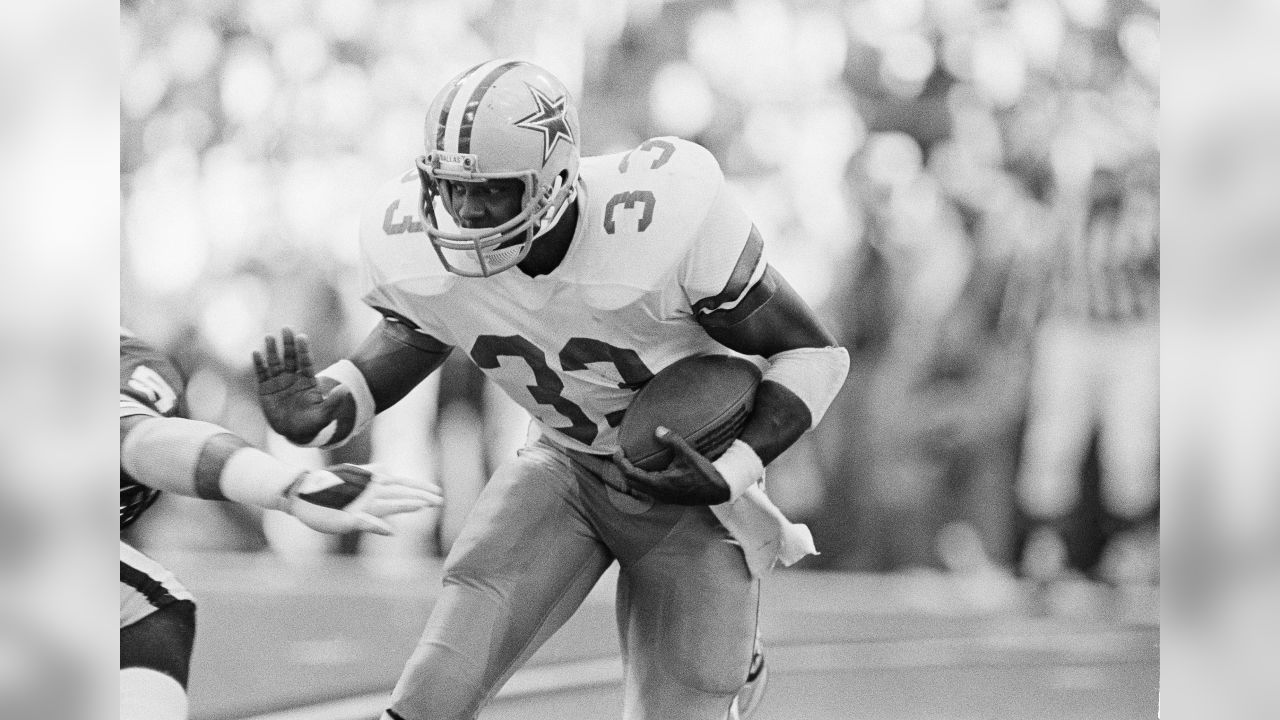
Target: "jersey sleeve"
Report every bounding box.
[677,166,766,320]
[358,171,458,346]
[119,330,187,420]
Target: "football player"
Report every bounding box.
[254,59,849,720]
[120,328,441,720]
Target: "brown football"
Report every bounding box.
[617,354,761,471]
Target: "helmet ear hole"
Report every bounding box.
[541,171,569,201]
[550,170,570,196]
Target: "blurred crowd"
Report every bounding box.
[121,0,1159,603]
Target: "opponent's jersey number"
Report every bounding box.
[125,364,179,415]
[471,334,654,446]
[119,336,186,529]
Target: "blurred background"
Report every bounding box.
[121,0,1159,591]
[115,1,1164,717]
[25,0,1280,718]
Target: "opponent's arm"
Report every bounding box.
[254,317,453,449]
[120,413,442,535]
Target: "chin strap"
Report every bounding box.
[531,177,579,240]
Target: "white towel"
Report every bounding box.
[711,483,818,579]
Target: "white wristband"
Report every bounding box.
[314,359,377,448]
[761,346,850,428]
[219,448,306,511]
[299,419,340,448]
[713,439,765,502]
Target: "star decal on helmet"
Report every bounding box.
[513,84,575,165]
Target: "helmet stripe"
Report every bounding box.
[434,78,465,152]
[441,59,511,153]
[457,60,523,155]
[437,61,496,153]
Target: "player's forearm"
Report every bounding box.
[348,318,453,411]
[121,415,304,509]
[736,380,815,467]
[698,281,848,461]
[728,344,850,476]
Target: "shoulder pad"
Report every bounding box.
[358,171,458,301]
[120,333,186,417]
[570,138,729,291]
[119,332,166,370]
[615,137,722,182]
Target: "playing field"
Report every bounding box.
[160,552,1158,720]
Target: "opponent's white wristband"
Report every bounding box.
[713,439,765,502]
[121,667,189,720]
[761,346,850,428]
[219,447,307,511]
[122,417,241,499]
[120,416,304,510]
[312,359,377,448]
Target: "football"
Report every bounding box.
[617,354,762,471]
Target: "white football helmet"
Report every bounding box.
[416,59,581,277]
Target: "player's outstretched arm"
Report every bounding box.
[254,320,453,449]
[121,414,443,534]
[253,327,346,446]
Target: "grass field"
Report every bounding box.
[154,551,1158,720]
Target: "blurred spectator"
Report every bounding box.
[1015,162,1159,586]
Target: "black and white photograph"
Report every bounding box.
[0,0,1277,718]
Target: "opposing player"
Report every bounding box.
[254,59,849,720]
[120,328,441,720]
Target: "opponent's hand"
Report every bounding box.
[285,463,443,535]
[611,427,731,506]
[253,328,348,445]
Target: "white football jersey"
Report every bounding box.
[359,137,766,454]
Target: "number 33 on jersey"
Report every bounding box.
[359,137,767,455]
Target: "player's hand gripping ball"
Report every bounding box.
[612,355,761,505]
